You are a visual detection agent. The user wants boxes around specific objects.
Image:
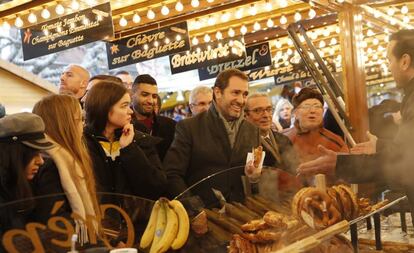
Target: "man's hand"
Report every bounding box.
[297,145,337,176]
[350,131,377,155]
[119,123,135,148]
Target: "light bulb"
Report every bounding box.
[367,48,373,54]
[56,4,65,15]
[191,0,200,8]
[71,0,80,10]
[249,4,257,16]
[235,8,243,19]
[330,38,337,45]
[176,35,181,41]
[373,38,379,45]
[207,0,214,2]
[57,26,62,33]
[14,17,23,27]
[147,9,155,19]
[43,29,49,36]
[207,15,215,26]
[280,15,287,24]
[387,7,395,16]
[309,9,316,19]
[329,48,335,55]
[253,21,261,31]
[294,12,302,21]
[215,31,222,40]
[70,22,75,29]
[221,12,230,22]
[287,39,293,46]
[165,37,170,44]
[319,40,326,48]
[144,44,148,50]
[267,18,274,28]
[133,13,141,23]
[193,19,201,29]
[83,18,89,25]
[119,16,127,27]
[161,5,169,16]
[154,41,159,47]
[335,26,340,33]
[41,7,51,19]
[279,0,288,8]
[401,5,408,15]
[175,1,184,12]
[28,12,37,23]
[228,28,235,37]
[323,28,330,37]
[2,20,10,30]
[275,40,282,48]
[204,34,210,42]
[240,25,247,35]
[265,1,272,11]
[403,16,410,23]
[310,31,318,40]
[287,48,293,55]
[192,37,198,45]
[367,29,374,36]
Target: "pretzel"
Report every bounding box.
[241,219,270,232]
[263,211,287,228]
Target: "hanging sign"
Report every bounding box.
[197,42,272,81]
[169,36,246,74]
[106,21,190,69]
[21,2,113,60]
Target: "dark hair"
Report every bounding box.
[389,30,414,67]
[0,103,5,118]
[84,80,128,134]
[89,74,122,84]
[0,143,38,203]
[132,74,157,93]
[156,94,162,108]
[115,70,130,76]
[292,87,324,108]
[213,68,248,100]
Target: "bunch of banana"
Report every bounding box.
[140,198,190,253]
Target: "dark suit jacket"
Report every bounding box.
[132,114,176,161]
[261,130,298,174]
[164,104,260,206]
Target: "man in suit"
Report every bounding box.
[131,74,176,161]
[164,69,260,206]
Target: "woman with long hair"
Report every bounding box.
[273,98,294,131]
[83,80,166,200]
[32,94,102,243]
[0,113,53,234]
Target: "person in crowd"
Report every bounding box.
[154,94,162,115]
[81,75,122,104]
[115,70,134,90]
[273,98,293,131]
[131,74,176,161]
[0,103,5,118]
[298,30,414,220]
[84,80,167,200]
[283,87,349,164]
[59,64,90,101]
[189,86,213,116]
[32,94,102,242]
[164,68,260,205]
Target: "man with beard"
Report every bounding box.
[297,30,414,222]
[131,74,176,161]
[164,68,260,206]
[59,64,89,101]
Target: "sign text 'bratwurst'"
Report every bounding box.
[106,22,190,69]
[169,37,246,74]
[198,42,272,80]
[21,2,113,60]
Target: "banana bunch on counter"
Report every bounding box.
[140,198,190,253]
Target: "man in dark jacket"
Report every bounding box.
[297,30,414,219]
[164,69,260,206]
[131,74,176,161]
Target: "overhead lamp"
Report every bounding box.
[71,0,80,10]
[280,15,287,24]
[192,37,199,45]
[221,12,230,22]
[401,5,409,15]
[204,34,210,42]
[133,13,141,23]
[14,17,23,27]
[215,31,222,40]
[330,38,337,45]
[207,15,215,26]
[191,0,200,8]
[387,7,395,16]
[175,1,184,12]
[253,21,261,31]
[41,7,51,19]
[309,9,316,19]
[294,12,302,21]
[319,40,326,48]
[161,5,169,16]
[119,16,127,27]
[279,0,288,8]
[265,1,272,11]
[55,3,65,15]
[275,40,282,48]
[240,25,247,35]
[235,8,243,19]
[310,31,318,40]
[28,12,37,23]
[267,18,274,28]
[228,28,235,37]
[249,4,257,16]
[147,9,155,19]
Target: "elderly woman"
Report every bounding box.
[273,98,293,131]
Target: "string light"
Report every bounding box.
[144,44,149,50]
[367,29,374,36]
[165,37,170,44]
[319,40,326,48]
[228,28,235,37]
[309,9,316,19]
[41,7,51,19]
[336,26,340,34]
[403,16,410,23]
[133,13,141,23]
[287,48,293,55]
[240,25,247,35]
[204,34,210,42]
[267,18,274,28]
[14,17,23,27]
[147,9,155,19]
[373,38,379,45]
[253,21,261,31]
[207,15,215,26]
[215,31,222,40]
[279,0,288,8]
[401,5,409,15]
[57,26,63,33]
[310,31,318,40]
[280,15,287,24]
[193,18,201,29]
[221,12,230,22]
[192,37,198,45]
[55,3,65,15]
[323,28,330,37]
[249,4,257,16]
[119,16,127,26]
[161,5,169,16]
[2,20,10,30]
[387,7,395,16]
[191,0,200,8]
[28,12,37,23]
[83,17,89,25]
[265,1,272,11]
[154,41,159,47]
[294,12,302,21]
[176,34,182,41]
[287,39,293,46]
[71,0,80,10]
[330,38,337,45]
[207,0,214,2]
[275,40,282,48]
[43,29,49,36]
[235,8,243,19]
[175,1,184,12]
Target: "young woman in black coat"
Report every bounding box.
[83,80,167,201]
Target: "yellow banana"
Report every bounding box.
[140,200,160,249]
[153,200,179,253]
[149,201,167,253]
[170,200,190,250]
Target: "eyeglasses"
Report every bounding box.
[246,107,273,114]
[298,104,324,110]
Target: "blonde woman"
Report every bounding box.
[273,98,294,131]
[32,94,101,243]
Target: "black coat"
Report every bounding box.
[164,105,260,206]
[84,128,167,201]
[335,78,414,220]
[132,114,176,161]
